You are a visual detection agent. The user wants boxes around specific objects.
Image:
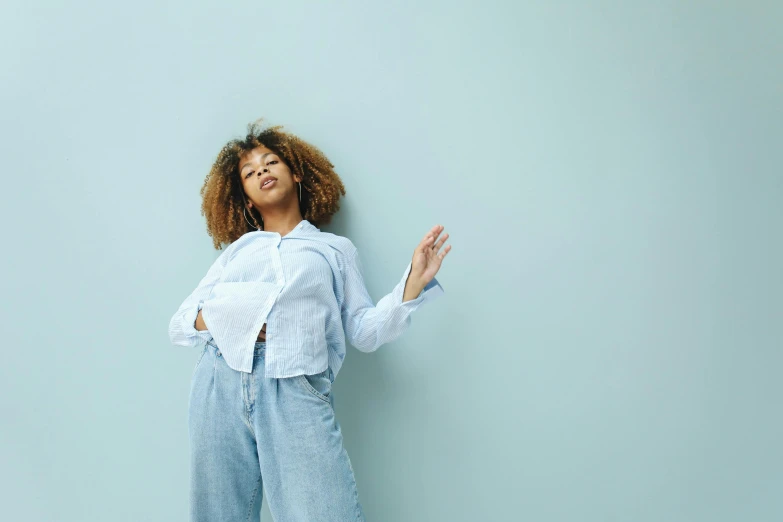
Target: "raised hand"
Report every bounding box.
[410,224,451,286]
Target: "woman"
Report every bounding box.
[168,118,450,521]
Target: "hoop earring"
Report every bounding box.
[244,207,261,230]
[298,181,302,202]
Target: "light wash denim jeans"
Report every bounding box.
[188,339,366,521]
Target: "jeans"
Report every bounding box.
[189,339,366,521]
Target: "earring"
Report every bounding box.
[298,181,302,201]
[244,206,261,230]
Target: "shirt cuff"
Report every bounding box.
[183,300,212,341]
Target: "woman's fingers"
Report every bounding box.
[426,225,449,255]
[433,231,449,253]
[439,243,452,259]
[420,224,444,252]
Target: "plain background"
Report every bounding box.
[1,1,781,521]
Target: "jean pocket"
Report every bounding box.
[297,367,332,403]
[192,345,208,378]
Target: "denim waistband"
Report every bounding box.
[207,338,267,356]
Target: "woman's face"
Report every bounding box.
[239,145,301,214]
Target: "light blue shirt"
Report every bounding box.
[168,219,444,378]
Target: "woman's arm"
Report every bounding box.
[168,247,233,347]
[341,225,449,352]
[340,249,444,353]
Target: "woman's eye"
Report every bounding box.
[246,171,254,178]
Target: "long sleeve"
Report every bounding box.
[340,250,444,353]
[168,247,232,347]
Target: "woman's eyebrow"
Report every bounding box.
[241,152,275,172]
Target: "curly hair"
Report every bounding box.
[199,118,346,250]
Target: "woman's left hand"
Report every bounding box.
[410,224,451,285]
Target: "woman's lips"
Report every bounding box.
[261,179,277,190]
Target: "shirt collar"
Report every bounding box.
[255,218,317,239]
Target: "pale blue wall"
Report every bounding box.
[1,1,780,520]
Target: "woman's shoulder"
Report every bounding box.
[224,233,255,252]
[308,230,357,258]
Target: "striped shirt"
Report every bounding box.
[168,219,444,378]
